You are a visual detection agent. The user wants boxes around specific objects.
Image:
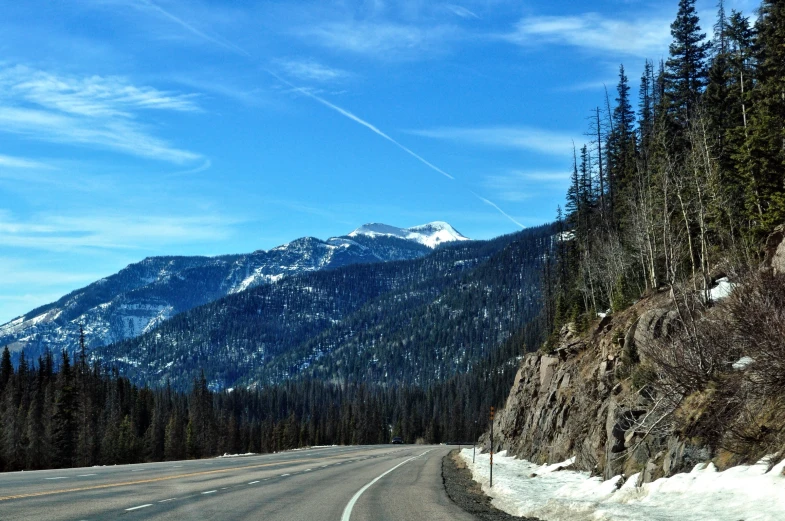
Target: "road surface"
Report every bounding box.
[0,445,475,521]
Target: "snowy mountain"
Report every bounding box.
[0,222,467,362]
[96,224,549,391]
[348,221,469,248]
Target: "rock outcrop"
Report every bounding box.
[486,290,709,482]
[486,225,785,484]
[763,223,785,275]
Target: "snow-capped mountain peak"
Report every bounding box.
[347,221,470,248]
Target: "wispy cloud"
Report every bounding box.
[0,107,201,164]
[445,4,479,19]
[297,21,458,59]
[164,159,212,178]
[0,65,200,117]
[0,257,105,323]
[555,78,617,93]
[0,265,102,288]
[274,58,353,83]
[409,126,579,157]
[0,154,52,169]
[0,65,202,163]
[503,13,671,58]
[0,210,237,252]
[169,75,271,108]
[485,170,571,202]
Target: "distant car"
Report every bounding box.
[391,436,403,444]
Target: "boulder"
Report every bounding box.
[763,224,785,275]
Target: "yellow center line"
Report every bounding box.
[0,457,324,502]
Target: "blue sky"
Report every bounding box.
[0,0,758,323]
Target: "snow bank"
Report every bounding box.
[217,452,256,458]
[460,449,785,521]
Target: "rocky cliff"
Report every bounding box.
[488,228,785,484]
[487,288,724,484]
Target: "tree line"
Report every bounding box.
[543,0,785,335]
[0,317,535,471]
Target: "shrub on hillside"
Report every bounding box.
[639,273,785,462]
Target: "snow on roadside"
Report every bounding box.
[217,452,256,458]
[460,448,785,521]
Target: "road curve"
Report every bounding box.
[0,445,474,521]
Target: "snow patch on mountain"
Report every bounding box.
[348,221,469,248]
[233,270,286,294]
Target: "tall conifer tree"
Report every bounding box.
[665,0,710,127]
[742,0,785,232]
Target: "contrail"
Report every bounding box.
[136,4,524,229]
[470,191,525,228]
[268,72,453,180]
[268,72,525,229]
[137,0,251,57]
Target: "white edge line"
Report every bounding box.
[340,450,431,521]
[125,504,153,511]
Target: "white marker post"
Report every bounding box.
[490,406,494,488]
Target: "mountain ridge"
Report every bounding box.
[96,224,549,391]
[1,221,466,362]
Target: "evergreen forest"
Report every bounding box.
[543,0,785,336]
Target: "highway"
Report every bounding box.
[0,445,475,521]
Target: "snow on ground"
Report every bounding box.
[460,448,785,521]
[709,277,736,301]
[217,452,256,458]
[732,356,755,370]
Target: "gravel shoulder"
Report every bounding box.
[442,450,540,521]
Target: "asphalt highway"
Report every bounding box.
[0,445,475,521]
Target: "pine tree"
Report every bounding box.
[164,411,186,461]
[741,0,785,233]
[665,0,710,127]
[25,379,47,470]
[639,61,653,135]
[0,346,12,395]
[50,350,76,468]
[609,64,638,227]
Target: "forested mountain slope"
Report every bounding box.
[98,224,553,391]
[0,224,455,364]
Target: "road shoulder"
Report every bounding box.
[441,450,539,521]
